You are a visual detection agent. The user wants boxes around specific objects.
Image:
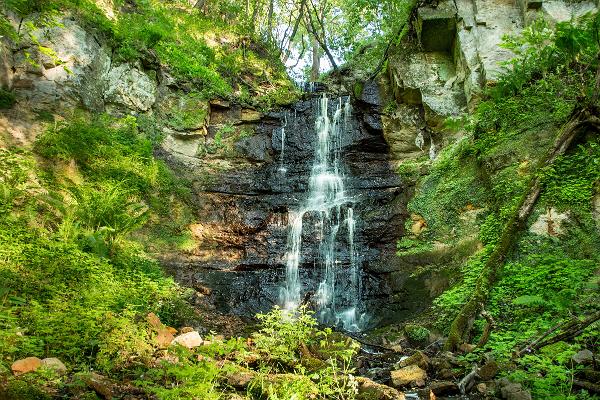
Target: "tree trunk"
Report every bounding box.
[267,0,274,44]
[310,36,320,81]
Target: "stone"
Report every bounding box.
[572,349,594,365]
[391,345,403,353]
[356,376,406,400]
[161,134,201,158]
[172,331,203,349]
[41,358,67,375]
[430,357,452,371]
[84,372,114,399]
[210,99,231,108]
[477,383,487,393]
[529,208,569,236]
[391,364,428,388]
[11,357,42,375]
[411,214,427,236]
[240,109,262,122]
[499,380,532,400]
[147,312,175,348]
[104,64,156,111]
[226,370,256,389]
[478,360,499,380]
[458,343,476,353]
[396,350,429,370]
[359,81,383,107]
[429,381,458,396]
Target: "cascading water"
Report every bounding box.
[279,94,366,331]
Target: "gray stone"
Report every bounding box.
[104,64,156,111]
[572,349,594,365]
[41,358,67,375]
[499,379,532,400]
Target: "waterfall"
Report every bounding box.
[278,112,288,174]
[280,94,364,331]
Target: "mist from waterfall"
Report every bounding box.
[279,94,365,331]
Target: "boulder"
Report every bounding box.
[572,349,594,365]
[11,357,42,375]
[498,379,532,400]
[40,358,67,375]
[391,364,427,388]
[84,372,114,399]
[356,376,406,400]
[147,312,175,348]
[429,380,458,396]
[478,360,499,380]
[172,331,203,349]
[226,370,256,389]
[396,350,429,370]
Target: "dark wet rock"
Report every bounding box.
[429,380,459,396]
[160,92,416,329]
[359,81,383,107]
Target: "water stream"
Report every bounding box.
[279,94,366,331]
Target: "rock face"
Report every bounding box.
[384,0,598,163]
[1,16,157,114]
[160,94,414,327]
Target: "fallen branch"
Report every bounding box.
[573,379,600,394]
[458,364,478,394]
[520,311,600,355]
[475,307,495,349]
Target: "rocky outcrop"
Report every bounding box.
[383,0,598,162]
[2,15,157,114]
[160,95,409,324]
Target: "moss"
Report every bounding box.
[2,379,51,400]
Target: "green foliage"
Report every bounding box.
[407,138,487,241]
[396,237,433,255]
[0,112,197,377]
[0,87,16,109]
[541,140,600,209]
[252,306,319,368]
[404,324,430,343]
